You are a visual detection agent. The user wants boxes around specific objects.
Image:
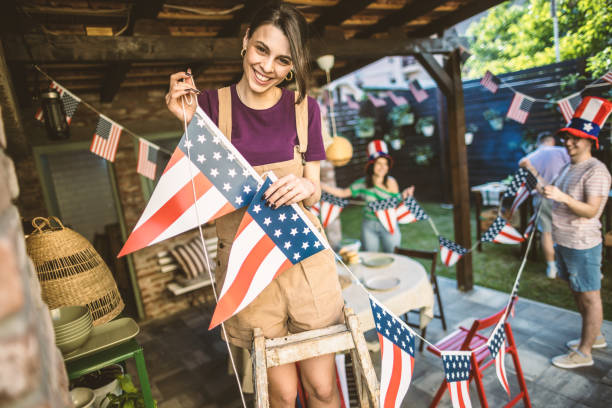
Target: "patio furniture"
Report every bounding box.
[394,247,446,352]
[252,307,379,408]
[426,302,531,408]
[338,251,434,332]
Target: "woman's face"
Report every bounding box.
[372,157,389,178]
[242,24,293,96]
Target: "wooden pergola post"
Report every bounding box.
[417,49,473,291]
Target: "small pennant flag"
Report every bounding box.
[480,71,501,94]
[386,91,408,106]
[368,197,400,234]
[396,197,428,224]
[558,93,582,123]
[319,192,348,228]
[118,107,260,257]
[503,168,538,215]
[210,175,328,328]
[90,115,122,162]
[506,92,535,124]
[409,79,428,103]
[439,236,469,267]
[488,323,510,396]
[35,81,80,124]
[441,351,473,408]
[481,216,524,244]
[309,201,321,217]
[346,94,360,110]
[369,295,415,408]
[603,72,612,84]
[137,138,159,180]
[523,211,537,239]
[367,93,386,107]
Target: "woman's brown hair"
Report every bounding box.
[246,1,310,104]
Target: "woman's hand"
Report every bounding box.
[402,185,415,199]
[264,174,316,209]
[165,70,198,123]
[542,185,567,203]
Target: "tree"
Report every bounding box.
[464,0,612,79]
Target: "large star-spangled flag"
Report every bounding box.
[396,196,428,224]
[439,236,469,267]
[441,351,473,408]
[118,107,260,257]
[210,175,328,328]
[503,168,538,215]
[35,81,81,124]
[488,323,510,396]
[137,138,159,180]
[481,216,524,244]
[319,192,348,228]
[90,115,122,162]
[368,197,400,234]
[506,92,535,124]
[558,93,582,123]
[480,70,501,94]
[369,295,415,408]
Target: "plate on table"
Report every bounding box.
[362,256,394,268]
[364,276,400,291]
[63,317,140,362]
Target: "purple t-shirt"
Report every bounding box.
[524,146,570,184]
[197,85,325,166]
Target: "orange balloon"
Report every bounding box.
[326,136,353,167]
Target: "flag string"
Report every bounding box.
[33,65,174,156]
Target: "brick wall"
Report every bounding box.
[0,109,71,407]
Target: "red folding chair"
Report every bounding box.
[426,301,531,408]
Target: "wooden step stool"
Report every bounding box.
[252,308,380,407]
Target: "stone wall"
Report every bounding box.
[0,109,71,407]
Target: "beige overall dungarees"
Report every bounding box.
[213,87,344,349]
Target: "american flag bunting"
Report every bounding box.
[503,168,537,215]
[481,216,524,244]
[488,323,510,396]
[346,94,360,110]
[439,236,469,267]
[137,138,159,180]
[118,107,260,257]
[386,91,408,106]
[367,93,386,107]
[368,197,400,234]
[319,192,348,228]
[506,92,535,124]
[309,201,321,217]
[480,71,501,94]
[369,295,415,408]
[441,351,473,408]
[558,93,582,123]
[409,80,428,103]
[90,115,122,162]
[35,81,80,124]
[210,175,328,328]
[603,71,612,84]
[396,196,428,224]
[523,211,537,239]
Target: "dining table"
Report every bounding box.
[337,251,434,332]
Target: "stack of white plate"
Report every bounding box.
[51,305,93,354]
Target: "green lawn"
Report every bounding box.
[339,203,612,318]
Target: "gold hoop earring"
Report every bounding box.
[240,48,246,58]
[285,70,294,81]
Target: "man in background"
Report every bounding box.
[519,131,570,278]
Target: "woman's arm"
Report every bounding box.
[542,185,604,218]
[386,177,400,194]
[321,183,352,198]
[165,70,198,122]
[264,161,322,208]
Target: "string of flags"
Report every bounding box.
[120,104,542,408]
[480,69,612,124]
[33,66,171,181]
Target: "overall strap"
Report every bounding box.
[294,92,308,154]
[218,86,232,141]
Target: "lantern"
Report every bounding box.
[325,136,353,166]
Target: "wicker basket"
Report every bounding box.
[25,217,124,326]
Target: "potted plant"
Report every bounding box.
[483,109,504,131]
[410,144,434,165]
[387,104,414,127]
[465,123,478,145]
[355,117,375,138]
[72,364,123,408]
[384,128,404,150]
[103,374,157,408]
[416,116,435,137]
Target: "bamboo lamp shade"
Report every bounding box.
[325,136,353,166]
[25,217,124,326]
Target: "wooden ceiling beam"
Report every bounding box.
[215,0,262,38]
[2,35,466,62]
[353,0,448,38]
[309,0,375,36]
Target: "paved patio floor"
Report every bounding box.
[128,277,612,407]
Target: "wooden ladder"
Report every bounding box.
[252,308,379,407]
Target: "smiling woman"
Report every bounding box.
[165,1,344,407]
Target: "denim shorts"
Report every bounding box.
[555,243,602,292]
